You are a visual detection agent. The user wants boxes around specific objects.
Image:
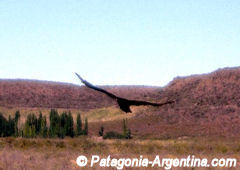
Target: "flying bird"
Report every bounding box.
[75,73,174,113]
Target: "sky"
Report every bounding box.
[0,0,239,86]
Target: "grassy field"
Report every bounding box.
[1,106,240,169]
[0,136,240,169]
[0,106,135,123]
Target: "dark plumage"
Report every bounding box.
[75,73,174,113]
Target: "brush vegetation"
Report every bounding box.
[0,136,240,169]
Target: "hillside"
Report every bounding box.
[90,67,240,138]
[122,67,240,138]
[1,67,240,137]
[0,79,159,110]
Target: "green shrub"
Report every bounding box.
[103,131,124,139]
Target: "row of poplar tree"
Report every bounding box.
[0,109,88,138]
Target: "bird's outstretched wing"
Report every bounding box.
[75,73,174,113]
[75,73,117,99]
[128,99,175,106]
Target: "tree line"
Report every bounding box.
[0,109,88,138]
[0,109,132,139]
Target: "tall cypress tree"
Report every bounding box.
[7,115,15,136]
[39,116,48,138]
[49,109,60,137]
[76,113,82,136]
[0,113,7,137]
[37,112,43,134]
[59,112,68,138]
[67,112,74,137]
[83,118,88,135]
[23,114,37,138]
[14,110,20,136]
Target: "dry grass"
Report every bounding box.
[0,137,240,169]
[0,106,133,126]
